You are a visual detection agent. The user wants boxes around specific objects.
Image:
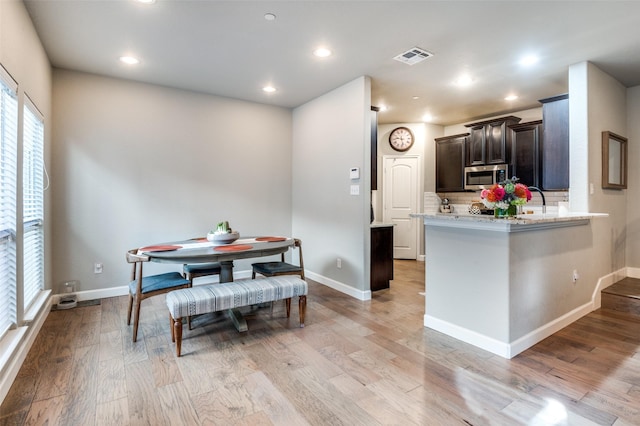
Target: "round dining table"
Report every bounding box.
[139,236,294,331]
[141,236,294,283]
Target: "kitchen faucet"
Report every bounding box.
[527,186,546,214]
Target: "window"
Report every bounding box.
[22,96,45,311]
[0,65,18,338]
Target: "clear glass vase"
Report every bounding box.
[494,204,517,218]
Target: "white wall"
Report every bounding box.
[292,77,371,298]
[51,70,293,293]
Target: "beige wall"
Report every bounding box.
[51,70,293,293]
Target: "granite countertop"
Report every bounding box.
[370,222,395,228]
[412,211,608,232]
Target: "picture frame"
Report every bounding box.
[602,130,627,189]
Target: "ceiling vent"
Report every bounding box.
[393,47,433,65]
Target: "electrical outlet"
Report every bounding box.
[572,269,579,282]
[94,263,103,274]
[337,258,342,268]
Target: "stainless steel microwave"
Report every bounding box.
[464,164,509,190]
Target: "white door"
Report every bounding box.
[383,156,420,259]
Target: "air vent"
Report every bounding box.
[393,47,433,65]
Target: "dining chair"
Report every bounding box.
[126,249,190,342]
[251,238,305,280]
[251,238,305,315]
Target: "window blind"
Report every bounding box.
[0,64,18,338]
[22,95,44,311]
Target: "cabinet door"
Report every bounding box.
[467,125,486,166]
[510,121,542,187]
[371,226,393,291]
[436,134,467,192]
[540,95,569,190]
[486,121,508,164]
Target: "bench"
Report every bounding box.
[166,275,308,356]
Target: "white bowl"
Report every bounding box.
[207,231,239,244]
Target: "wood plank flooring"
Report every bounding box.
[2,260,640,425]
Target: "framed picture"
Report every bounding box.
[602,131,627,189]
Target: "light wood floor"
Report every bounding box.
[3,260,640,425]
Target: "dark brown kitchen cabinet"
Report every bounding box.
[371,225,393,291]
[539,94,569,190]
[509,120,542,188]
[465,116,521,166]
[435,133,468,192]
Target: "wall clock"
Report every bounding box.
[388,127,414,152]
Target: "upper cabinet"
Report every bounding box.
[539,94,569,190]
[435,133,468,192]
[465,116,521,166]
[510,120,542,188]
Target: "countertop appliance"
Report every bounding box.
[464,164,508,190]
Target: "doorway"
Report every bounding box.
[382,155,421,259]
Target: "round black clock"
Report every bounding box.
[389,127,414,152]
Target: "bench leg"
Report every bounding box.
[285,298,291,317]
[299,295,306,328]
[173,316,183,357]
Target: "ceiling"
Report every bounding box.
[23,0,640,125]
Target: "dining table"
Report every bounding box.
[139,235,294,331]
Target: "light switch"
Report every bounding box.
[350,185,360,195]
[350,167,360,180]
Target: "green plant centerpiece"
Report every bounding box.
[207,221,240,244]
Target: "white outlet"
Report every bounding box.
[337,258,342,268]
[94,263,103,274]
[572,269,579,282]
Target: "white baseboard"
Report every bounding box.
[424,314,511,358]
[305,271,371,301]
[51,269,257,305]
[508,301,593,358]
[424,268,627,359]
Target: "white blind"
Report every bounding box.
[23,95,44,310]
[0,64,18,338]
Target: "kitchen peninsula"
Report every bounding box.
[413,210,607,358]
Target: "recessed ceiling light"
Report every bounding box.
[262,86,276,93]
[412,96,420,100]
[119,56,139,65]
[264,13,276,21]
[454,74,473,87]
[422,113,433,122]
[378,105,387,112]
[505,95,518,101]
[313,47,332,58]
[136,0,156,3]
[519,55,539,67]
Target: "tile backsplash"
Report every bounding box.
[436,190,568,208]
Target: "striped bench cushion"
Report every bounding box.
[166,275,308,319]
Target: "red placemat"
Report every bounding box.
[214,244,253,252]
[255,236,287,242]
[139,245,180,252]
